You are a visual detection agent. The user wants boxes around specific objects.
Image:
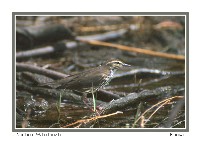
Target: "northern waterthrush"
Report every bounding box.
[39,60,130,92]
[39,59,130,105]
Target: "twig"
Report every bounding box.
[75,29,127,41]
[134,96,184,125]
[144,100,170,124]
[140,116,145,128]
[165,98,185,128]
[77,24,138,32]
[62,111,123,128]
[16,42,79,59]
[153,21,183,30]
[78,39,185,60]
[16,62,68,79]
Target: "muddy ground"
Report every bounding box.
[15,16,186,128]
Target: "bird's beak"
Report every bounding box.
[123,63,131,67]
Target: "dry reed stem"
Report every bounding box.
[144,100,170,125]
[77,24,132,32]
[62,111,123,128]
[79,39,185,60]
[134,96,184,125]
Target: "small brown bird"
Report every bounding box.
[39,59,130,94]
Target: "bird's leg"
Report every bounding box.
[81,93,100,116]
[81,93,90,107]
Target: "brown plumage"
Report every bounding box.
[39,59,130,93]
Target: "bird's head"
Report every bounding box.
[106,60,131,70]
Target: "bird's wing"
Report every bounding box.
[58,66,109,90]
[38,66,110,91]
[38,72,82,89]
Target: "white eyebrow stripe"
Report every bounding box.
[106,60,123,65]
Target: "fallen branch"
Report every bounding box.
[105,71,185,90]
[78,39,185,60]
[98,89,120,101]
[16,80,82,101]
[16,62,68,79]
[76,29,127,41]
[16,41,80,59]
[100,86,183,115]
[16,29,127,59]
[16,24,75,50]
[113,68,185,79]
